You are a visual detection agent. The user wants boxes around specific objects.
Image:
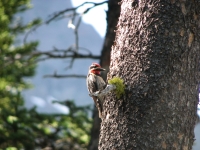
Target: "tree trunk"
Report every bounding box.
[88,0,121,150]
[99,0,200,149]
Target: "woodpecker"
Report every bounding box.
[86,63,106,118]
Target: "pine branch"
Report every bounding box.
[45,1,108,24]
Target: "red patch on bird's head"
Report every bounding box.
[89,63,105,75]
[91,70,100,75]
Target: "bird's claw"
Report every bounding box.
[89,91,100,97]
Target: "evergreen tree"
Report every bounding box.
[0,1,92,149]
[0,0,39,149]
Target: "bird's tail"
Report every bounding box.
[92,96,103,118]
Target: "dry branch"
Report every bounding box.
[24,1,108,78]
[32,51,100,60]
[45,1,108,24]
[44,74,86,78]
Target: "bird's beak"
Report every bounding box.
[94,67,106,71]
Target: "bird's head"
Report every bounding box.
[89,63,105,75]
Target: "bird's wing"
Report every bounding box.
[95,75,106,90]
[87,73,98,94]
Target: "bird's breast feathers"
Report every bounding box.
[87,73,106,94]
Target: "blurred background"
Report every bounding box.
[22,0,107,113]
[1,0,199,149]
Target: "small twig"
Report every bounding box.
[24,1,108,44]
[46,1,108,24]
[24,1,108,71]
[78,47,92,54]
[24,24,42,44]
[74,16,82,52]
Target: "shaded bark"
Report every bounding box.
[88,0,121,150]
[99,0,200,149]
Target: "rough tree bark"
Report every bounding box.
[88,0,121,150]
[99,0,200,150]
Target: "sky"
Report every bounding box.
[23,0,107,114]
[71,0,108,37]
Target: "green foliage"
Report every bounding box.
[108,77,125,98]
[51,100,92,149]
[0,1,39,149]
[0,0,92,149]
